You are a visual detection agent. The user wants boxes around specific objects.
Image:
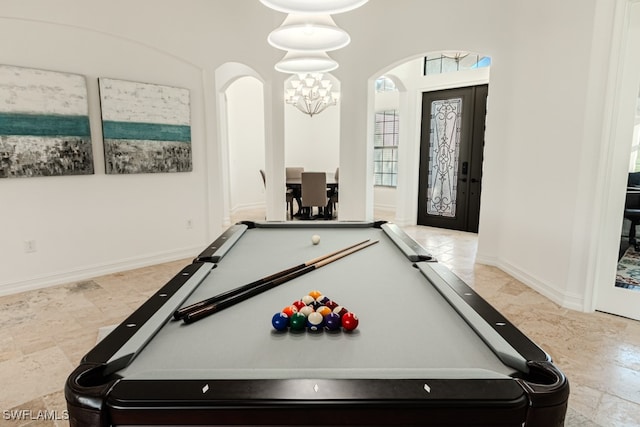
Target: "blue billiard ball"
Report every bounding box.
[323,312,341,331]
[306,312,324,331]
[271,312,289,331]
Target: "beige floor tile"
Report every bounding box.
[0,347,73,409]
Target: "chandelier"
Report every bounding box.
[285,73,340,117]
[261,0,368,116]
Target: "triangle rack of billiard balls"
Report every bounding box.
[271,290,359,332]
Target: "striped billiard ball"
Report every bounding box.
[315,295,329,305]
[333,305,349,318]
[301,295,315,306]
[306,312,324,331]
[299,306,315,317]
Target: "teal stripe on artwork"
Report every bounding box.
[102,121,191,143]
[0,112,90,137]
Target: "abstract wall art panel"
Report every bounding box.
[0,65,94,178]
[98,78,192,174]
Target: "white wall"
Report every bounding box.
[0,0,626,315]
[226,77,266,214]
[0,16,210,295]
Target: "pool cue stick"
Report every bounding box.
[173,239,370,320]
[182,240,379,324]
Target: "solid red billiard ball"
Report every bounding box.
[292,300,306,311]
[272,312,289,331]
[282,305,298,317]
[341,312,359,331]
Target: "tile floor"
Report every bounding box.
[1,209,639,426]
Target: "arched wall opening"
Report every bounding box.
[367,52,491,227]
[214,62,266,226]
[226,76,266,217]
[284,73,341,217]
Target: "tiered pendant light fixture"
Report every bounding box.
[261,0,368,116]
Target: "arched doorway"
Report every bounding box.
[369,52,491,227]
[214,63,266,226]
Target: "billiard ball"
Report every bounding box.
[325,300,338,310]
[301,295,315,306]
[292,300,306,311]
[311,234,320,245]
[316,306,331,316]
[271,312,289,331]
[324,312,341,331]
[341,312,359,331]
[308,290,322,300]
[333,305,348,318]
[306,312,324,331]
[290,312,307,331]
[315,295,329,305]
[282,305,298,317]
[299,306,315,317]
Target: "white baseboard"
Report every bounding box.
[475,254,585,311]
[0,245,202,297]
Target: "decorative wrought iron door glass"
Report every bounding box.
[427,98,462,217]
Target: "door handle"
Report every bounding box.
[471,178,479,183]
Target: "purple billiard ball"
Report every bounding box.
[306,312,324,331]
[324,312,341,331]
[271,312,289,331]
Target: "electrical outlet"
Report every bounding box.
[24,240,37,253]
[186,219,193,229]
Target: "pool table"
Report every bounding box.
[65,221,569,426]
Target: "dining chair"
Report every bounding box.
[329,167,339,214]
[301,172,329,219]
[286,167,304,215]
[260,169,295,218]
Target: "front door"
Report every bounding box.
[417,85,487,232]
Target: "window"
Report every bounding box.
[375,76,397,92]
[374,110,399,187]
[423,53,491,76]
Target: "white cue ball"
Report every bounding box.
[311,234,320,245]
